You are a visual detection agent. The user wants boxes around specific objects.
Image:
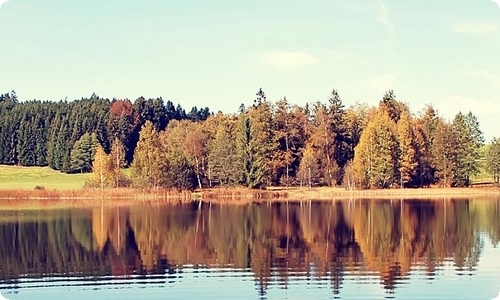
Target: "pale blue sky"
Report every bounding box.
[0,0,499,139]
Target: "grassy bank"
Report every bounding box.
[0,165,88,190]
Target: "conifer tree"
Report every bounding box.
[235,89,276,188]
[486,137,500,185]
[328,89,351,183]
[272,97,295,186]
[70,132,99,173]
[452,112,484,186]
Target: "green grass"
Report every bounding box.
[0,165,90,190]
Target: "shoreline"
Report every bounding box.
[0,186,498,207]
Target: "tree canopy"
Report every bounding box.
[0,89,495,190]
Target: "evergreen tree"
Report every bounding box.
[70,133,99,173]
[486,137,500,185]
[17,111,37,166]
[328,89,352,183]
[452,112,484,186]
[51,116,72,171]
[379,90,406,123]
[272,97,294,186]
[235,90,277,188]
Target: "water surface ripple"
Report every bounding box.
[0,198,499,299]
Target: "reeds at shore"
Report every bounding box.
[0,186,499,208]
[0,187,193,201]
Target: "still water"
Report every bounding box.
[0,198,499,300]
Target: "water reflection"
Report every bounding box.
[0,198,499,298]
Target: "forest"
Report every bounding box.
[1,88,499,190]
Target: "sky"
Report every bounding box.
[0,0,499,140]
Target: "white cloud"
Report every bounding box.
[0,0,10,8]
[462,71,500,89]
[368,73,396,95]
[375,0,396,56]
[452,21,498,34]
[435,96,500,120]
[261,51,319,71]
[434,95,500,141]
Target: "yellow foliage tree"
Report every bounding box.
[131,121,169,189]
[91,144,113,189]
[110,138,127,187]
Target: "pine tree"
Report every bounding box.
[235,91,276,188]
[452,112,484,186]
[328,89,351,183]
[70,133,99,173]
[379,90,406,123]
[272,97,294,186]
[413,105,439,186]
[17,111,37,166]
[248,95,277,187]
[486,137,500,185]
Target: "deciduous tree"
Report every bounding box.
[91,144,113,189]
[353,112,399,189]
[130,121,169,189]
[432,119,457,187]
[296,143,320,187]
[208,117,239,186]
[109,138,127,187]
[396,111,417,187]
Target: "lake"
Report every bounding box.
[0,198,499,300]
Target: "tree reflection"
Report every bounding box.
[0,198,499,296]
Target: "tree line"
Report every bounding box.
[1,88,499,190]
[0,91,210,173]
